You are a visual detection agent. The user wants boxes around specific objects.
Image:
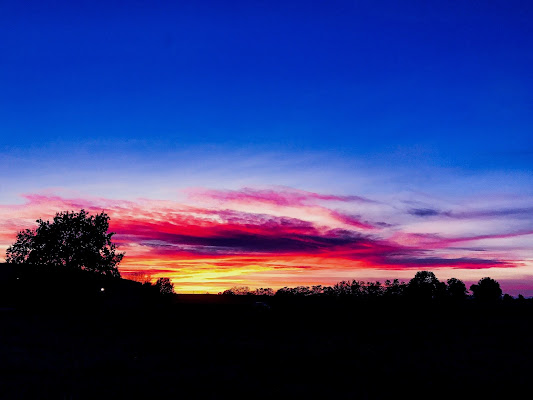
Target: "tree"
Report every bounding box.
[275,287,293,296]
[222,286,251,295]
[333,280,353,296]
[364,281,384,298]
[5,210,124,278]
[470,277,502,303]
[407,271,446,301]
[311,285,325,295]
[292,286,312,296]
[154,277,175,295]
[384,279,406,297]
[254,288,274,296]
[446,278,468,301]
[503,293,514,303]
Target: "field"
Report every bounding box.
[1,295,532,399]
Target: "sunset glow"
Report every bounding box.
[1,187,531,295]
[1,1,532,295]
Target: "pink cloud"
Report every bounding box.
[189,187,378,230]
[188,187,375,206]
[391,231,533,249]
[0,189,525,292]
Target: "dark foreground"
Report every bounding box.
[1,296,532,400]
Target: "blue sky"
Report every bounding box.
[1,1,532,293]
[2,1,532,166]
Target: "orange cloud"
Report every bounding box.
[0,190,521,293]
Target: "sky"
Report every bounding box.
[1,0,532,294]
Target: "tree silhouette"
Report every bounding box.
[214,272,510,308]
[470,277,502,303]
[274,287,293,297]
[407,271,446,301]
[503,293,514,303]
[311,285,325,295]
[446,278,468,301]
[384,279,406,298]
[254,288,274,296]
[364,281,384,298]
[222,286,251,295]
[5,210,123,277]
[333,280,354,296]
[155,277,175,295]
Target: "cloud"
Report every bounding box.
[99,199,515,272]
[189,186,379,230]
[390,231,533,251]
[189,186,376,206]
[409,205,533,220]
[377,256,513,270]
[408,208,441,217]
[447,207,533,220]
[0,190,525,292]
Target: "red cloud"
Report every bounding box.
[104,203,512,272]
[0,191,521,292]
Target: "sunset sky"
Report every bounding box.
[1,1,532,294]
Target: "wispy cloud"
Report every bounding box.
[408,208,441,217]
[190,187,376,206]
[189,186,378,230]
[409,206,533,220]
[1,189,523,294]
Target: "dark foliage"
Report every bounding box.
[154,277,175,295]
[253,287,275,296]
[1,262,532,399]
[447,277,468,301]
[1,278,532,400]
[221,286,252,295]
[218,272,472,305]
[6,210,123,277]
[216,272,527,310]
[406,271,446,301]
[470,277,503,303]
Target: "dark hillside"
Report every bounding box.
[0,263,160,310]
[1,264,532,399]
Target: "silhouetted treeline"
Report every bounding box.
[2,264,533,399]
[1,262,529,311]
[220,271,529,305]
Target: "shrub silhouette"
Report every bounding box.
[6,209,124,277]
